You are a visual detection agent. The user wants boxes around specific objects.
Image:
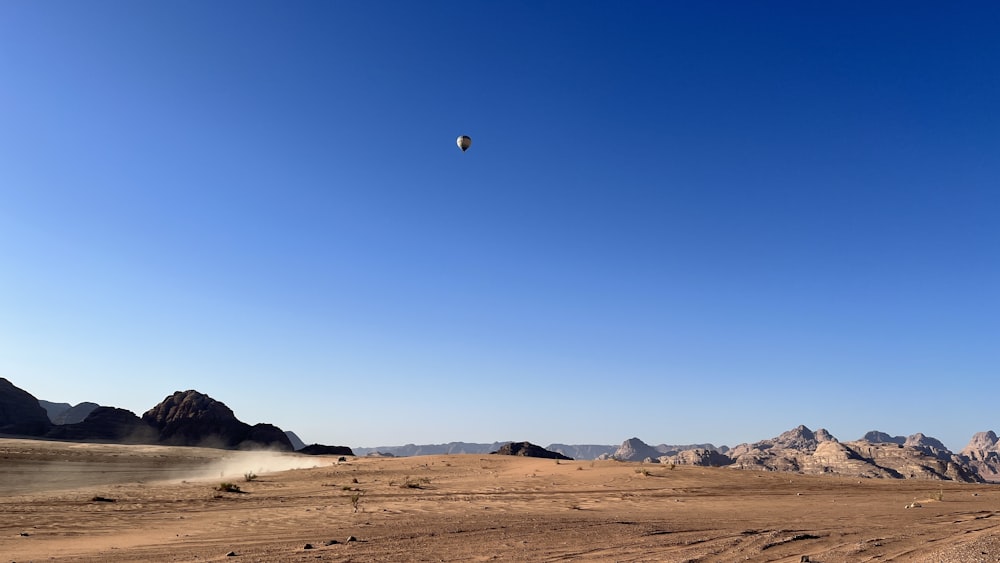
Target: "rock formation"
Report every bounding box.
[722,426,982,482]
[142,390,292,451]
[959,431,1000,482]
[285,430,307,451]
[491,441,572,460]
[38,400,100,425]
[546,444,618,460]
[862,430,905,445]
[610,437,664,462]
[658,448,733,467]
[298,444,355,456]
[46,407,157,443]
[0,378,52,436]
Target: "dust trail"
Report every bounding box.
[0,439,338,494]
[179,450,334,482]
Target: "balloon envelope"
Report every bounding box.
[457,135,472,152]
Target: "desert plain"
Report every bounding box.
[2,438,999,562]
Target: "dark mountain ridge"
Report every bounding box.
[2,378,998,481]
[0,378,347,453]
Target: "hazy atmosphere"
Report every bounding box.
[1,2,997,451]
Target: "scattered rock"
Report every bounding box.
[324,539,340,545]
[303,543,313,550]
[226,551,237,557]
[346,535,358,542]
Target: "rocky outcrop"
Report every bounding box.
[728,425,836,469]
[610,437,663,462]
[959,431,1000,482]
[142,391,292,451]
[724,426,981,482]
[862,430,905,445]
[298,444,355,456]
[0,378,52,436]
[46,407,157,443]
[547,444,617,460]
[961,431,1000,460]
[846,440,980,482]
[658,448,733,467]
[285,430,307,451]
[39,400,100,425]
[903,433,951,460]
[491,441,572,460]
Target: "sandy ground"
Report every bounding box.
[2,438,999,562]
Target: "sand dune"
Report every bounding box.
[1,438,998,562]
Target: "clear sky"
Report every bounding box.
[1,1,997,451]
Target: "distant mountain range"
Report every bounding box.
[0,377,348,454]
[4,377,1000,482]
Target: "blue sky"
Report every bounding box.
[1,2,997,451]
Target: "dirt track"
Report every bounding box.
[2,438,999,562]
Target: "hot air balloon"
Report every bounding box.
[456,135,472,152]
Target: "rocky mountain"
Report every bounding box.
[607,437,664,462]
[959,431,1000,482]
[38,400,101,425]
[658,447,734,467]
[491,441,572,460]
[46,407,157,443]
[862,430,905,444]
[0,379,361,454]
[961,431,1000,460]
[694,426,981,482]
[3,378,1000,482]
[298,444,355,456]
[546,444,617,460]
[352,442,511,457]
[0,378,52,436]
[142,390,293,451]
[285,430,307,451]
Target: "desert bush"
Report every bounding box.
[244,471,257,482]
[400,476,431,489]
[217,482,242,493]
[350,490,365,512]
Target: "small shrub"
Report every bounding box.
[400,476,431,489]
[350,490,365,513]
[244,471,257,482]
[217,482,242,493]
